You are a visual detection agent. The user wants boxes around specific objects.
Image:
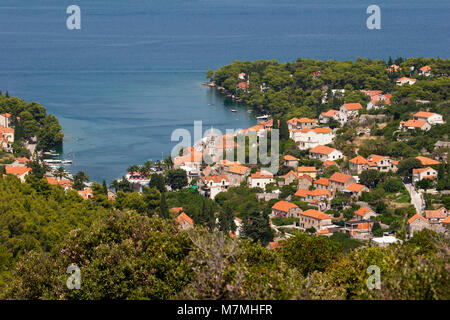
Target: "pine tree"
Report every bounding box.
[5,90,9,98]
[159,192,169,219]
[218,204,236,233]
[102,180,108,195]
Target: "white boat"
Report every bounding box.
[256,114,270,120]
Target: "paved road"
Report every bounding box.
[404,183,425,213]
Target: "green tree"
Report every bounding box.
[72,171,89,190]
[218,204,236,234]
[167,169,188,190]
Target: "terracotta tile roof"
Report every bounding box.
[176,212,194,226]
[269,242,282,250]
[368,154,389,163]
[251,171,274,179]
[309,189,332,197]
[413,111,436,118]
[46,177,72,188]
[313,127,332,134]
[420,65,431,72]
[343,103,363,111]
[298,174,313,182]
[1,113,11,118]
[329,172,353,184]
[301,209,331,220]
[349,155,368,165]
[425,208,447,220]
[0,127,14,133]
[5,166,32,176]
[170,207,184,214]
[298,117,318,123]
[321,109,340,117]
[416,156,440,166]
[228,165,248,175]
[356,222,373,230]
[397,77,416,83]
[407,213,429,224]
[17,157,29,164]
[78,187,94,200]
[413,167,434,174]
[283,170,298,179]
[314,178,329,186]
[272,200,298,212]
[309,145,336,155]
[298,166,316,173]
[442,216,450,224]
[294,189,310,198]
[345,183,367,193]
[202,175,229,183]
[316,228,330,235]
[402,120,427,128]
[237,82,249,89]
[362,90,383,97]
[323,160,337,167]
[284,155,299,161]
[355,207,371,217]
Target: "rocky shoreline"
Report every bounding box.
[202,81,244,103]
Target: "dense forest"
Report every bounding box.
[0,92,64,155]
[208,57,450,119]
[0,174,448,300]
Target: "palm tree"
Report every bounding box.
[164,156,174,170]
[110,179,120,193]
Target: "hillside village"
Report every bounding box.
[1,58,449,251]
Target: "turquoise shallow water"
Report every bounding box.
[0,0,448,182]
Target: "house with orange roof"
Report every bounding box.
[268,241,283,250]
[0,126,14,144]
[236,81,249,91]
[349,155,368,174]
[299,209,332,230]
[238,72,246,80]
[329,172,356,194]
[344,220,374,240]
[419,65,432,76]
[248,170,274,190]
[297,174,313,190]
[415,156,440,166]
[413,111,444,125]
[283,155,299,169]
[319,109,347,126]
[343,183,369,197]
[353,207,377,221]
[176,212,194,230]
[399,119,431,131]
[174,150,203,172]
[322,160,337,168]
[226,164,250,185]
[386,64,401,73]
[78,187,94,200]
[425,208,448,228]
[297,166,317,179]
[313,177,329,190]
[309,145,343,162]
[5,165,32,182]
[407,213,430,237]
[367,93,392,110]
[292,127,335,150]
[46,177,72,190]
[0,113,12,128]
[281,170,298,186]
[201,175,230,199]
[340,103,363,119]
[396,77,417,86]
[363,154,397,173]
[412,167,437,184]
[442,216,450,232]
[271,200,301,218]
[287,117,318,130]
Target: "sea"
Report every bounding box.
[0,0,448,182]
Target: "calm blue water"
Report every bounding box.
[0,0,448,182]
